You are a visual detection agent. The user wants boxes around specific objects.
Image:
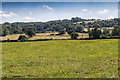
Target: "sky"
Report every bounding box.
[0,2,118,23]
[2,0,120,2]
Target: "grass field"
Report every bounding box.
[0,27,114,41]
[74,21,95,24]
[2,39,118,78]
[0,32,89,40]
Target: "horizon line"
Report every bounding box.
[1,17,118,24]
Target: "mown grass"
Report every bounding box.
[2,39,118,78]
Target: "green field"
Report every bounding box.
[2,39,118,78]
[0,32,89,40]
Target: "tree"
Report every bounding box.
[75,25,84,33]
[25,27,35,37]
[2,28,9,36]
[67,30,74,35]
[87,27,92,38]
[112,25,120,36]
[58,29,65,35]
[71,32,79,39]
[103,28,110,36]
[88,24,102,39]
[18,35,28,42]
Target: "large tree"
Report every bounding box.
[88,24,102,39]
[71,32,79,39]
[2,28,9,36]
[25,27,35,37]
[112,25,120,36]
[103,28,110,36]
[58,29,65,35]
[75,25,84,33]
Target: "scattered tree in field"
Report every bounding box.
[87,27,92,38]
[71,32,79,39]
[103,28,110,36]
[67,30,74,35]
[25,27,35,37]
[2,28,9,36]
[88,23,102,39]
[18,35,28,42]
[58,29,65,35]
[1,17,119,35]
[112,25,120,36]
[75,25,84,33]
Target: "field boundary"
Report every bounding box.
[1,37,120,43]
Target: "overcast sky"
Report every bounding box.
[0,2,118,23]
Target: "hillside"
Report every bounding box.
[1,17,118,35]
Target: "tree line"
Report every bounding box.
[1,17,120,41]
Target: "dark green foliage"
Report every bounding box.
[18,35,28,42]
[25,27,35,37]
[103,28,110,35]
[7,38,10,42]
[112,25,120,36]
[88,24,102,39]
[71,17,82,22]
[67,30,74,35]
[88,27,92,38]
[58,29,65,35]
[71,32,79,39]
[101,34,107,38]
[92,29,102,39]
[75,25,84,33]
[1,17,119,37]
[93,23,101,29]
[2,28,9,36]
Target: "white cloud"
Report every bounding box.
[29,11,32,15]
[0,10,6,14]
[0,11,16,17]
[23,16,35,21]
[82,9,88,12]
[97,9,109,14]
[106,16,115,19]
[43,5,53,10]
[85,17,100,19]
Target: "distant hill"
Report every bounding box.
[1,17,119,35]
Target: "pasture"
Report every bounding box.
[0,32,89,40]
[2,39,118,78]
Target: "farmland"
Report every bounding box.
[0,26,114,41]
[0,32,89,40]
[2,39,118,78]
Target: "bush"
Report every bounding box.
[18,35,28,42]
[2,28,9,36]
[103,28,110,36]
[112,25,120,36]
[71,32,79,39]
[88,24,102,39]
[25,27,35,37]
[101,34,107,39]
[50,34,54,35]
[67,30,74,35]
[58,29,65,35]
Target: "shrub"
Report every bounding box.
[50,34,54,35]
[103,28,110,36]
[71,32,79,39]
[18,35,28,42]
[58,29,65,35]
[101,34,107,39]
[67,30,74,35]
[25,27,35,37]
